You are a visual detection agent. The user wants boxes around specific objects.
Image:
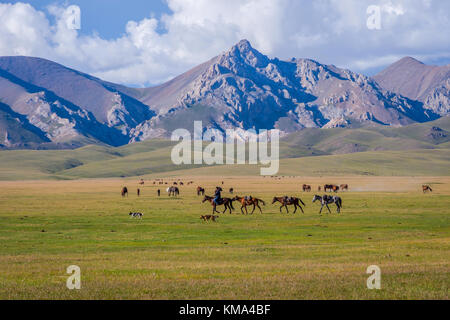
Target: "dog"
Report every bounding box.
[129,212,143,218]
[200,215,219,222]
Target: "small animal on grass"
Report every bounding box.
[302,184,312,192]
[233,196,266,215]
[197,186,205,196]
[139,179,145,185]
[137,188,140,197]
[422,185,433,193]
[229,188,234,194]
[318,186,322,192]
[340,184,349,191]
[157,189,161,197]
[312,195,343,214]
[200,215,219,222]
[129,212,143,218]
[272,196,306,214]
[121,187,128,197]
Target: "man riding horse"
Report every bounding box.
[214,187,223,205]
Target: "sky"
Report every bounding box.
[0,0,449,87]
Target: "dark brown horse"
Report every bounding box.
[340,184,348,191]
[202,195,235,214]
[422,185,433,193]
[302,184,312,192]
[229,188,234,194]
[197,186,205,196]
[272,197,305,214]
[121,187,128,197]
[324,184,339,192]
[233,196,266,215]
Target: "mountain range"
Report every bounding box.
[0,39,448,149]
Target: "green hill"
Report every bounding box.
[0,118,448,180]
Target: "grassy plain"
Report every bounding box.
[0,176,448,299]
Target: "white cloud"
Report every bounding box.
[0,0,448,86]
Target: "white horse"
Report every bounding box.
[312,195,342,214]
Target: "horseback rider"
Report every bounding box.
[244,195,253,202]
[214,187,222,205]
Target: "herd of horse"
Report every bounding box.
[121,181,434,217]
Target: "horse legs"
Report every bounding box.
[251,204,256,215]
[293,204,297,214]
[325,204,331,214]
[336,204,340,214]
[240,206,245,215]
[257,204,263,214]
[279,205,283,213]
[285,205,289,214]
[299,204,304,214]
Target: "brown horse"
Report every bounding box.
[197,186,205,196]
[121,187,128,197]
[272,197,305,214]
[340,184,348,191]
[302,184,312,192]
[422,185,433,193]
[325,184,339,192]
[202,195,235,214]
[233,196,266,215]
[139,179,145,185]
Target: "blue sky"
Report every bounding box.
[0,1,449,86]
[4,0,171,39]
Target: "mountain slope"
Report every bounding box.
[373,57,450,116]
[0,40,449,149]
[0,69,128,148]
[0,56,155,136]
[131,40,440,140]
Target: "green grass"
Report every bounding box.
[0,177,448,299]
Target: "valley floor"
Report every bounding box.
[0,176,449,299]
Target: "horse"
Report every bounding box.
[422,185,433,193]
[202,195,235,214]
[272,196,306,214]
[121,187,128,197]
[302,184,312,192]
[139,179,145,185]
[324,184,339,192]
[229,188,234,194]
[167,186,179,197]
[312,195,342,214]
[197,186,205,196]
[340,184,349,191]
[318,186,322,192]
[233,196,266,215]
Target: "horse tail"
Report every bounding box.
[299,198,306,206]
[258,198,266,206]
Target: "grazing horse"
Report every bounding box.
[324,184,333,192]
[302,184,312,192]
[340,184,348,191]
[422,185,433,193]
[197,186,205,196]
[139,179,145,185]
[121,187,128,197]
[272,196,306,214]
[167,186,179,197]
[233,196,266,215]
[202,195,235,214]
[229,188,234,194]
[312,195,342,214]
